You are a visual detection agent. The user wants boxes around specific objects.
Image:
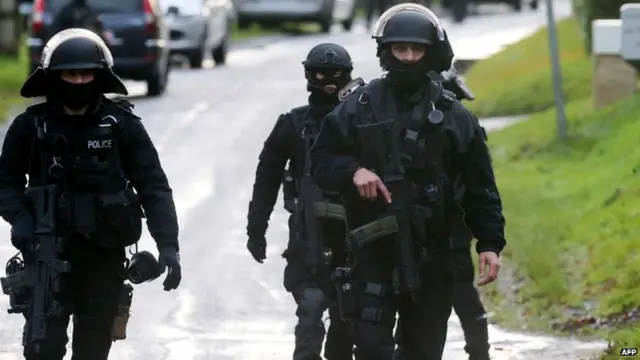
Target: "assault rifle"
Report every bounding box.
[1,185,71,355]
[295,131,326,276]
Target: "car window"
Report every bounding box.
[48,0,142,13]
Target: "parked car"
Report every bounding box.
[162,0,233,68]
[470,0,538,11]
[441,0,538,23]
[236,0,357,33]
[27,0,171,96]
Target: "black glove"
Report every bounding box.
[247,235,266,263]
[11,214,35,252]
[158,246,181,291]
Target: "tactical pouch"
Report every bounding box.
[331,267,359,321]
[111,283,133,341]
[96,188,143,247]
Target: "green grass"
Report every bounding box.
[0,47,27,121]
[464,17,592,118]
[484,94,640,356]
[231,23,277,41]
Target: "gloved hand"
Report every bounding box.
[11,214,35,252]
[157,246,181,291]
[247,235,266,263]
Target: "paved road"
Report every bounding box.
[0,1,608,359]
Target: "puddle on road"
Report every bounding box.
[443,312,607,359]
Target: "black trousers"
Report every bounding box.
[284,217,353,360]
[348,235,454,360]
[22,244,125,360]
[394,249,490,360]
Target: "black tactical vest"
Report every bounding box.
[348,79,460,244]
[281,106,345,220]
[29,106,143,248]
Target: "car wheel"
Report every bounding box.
[188,46,205,69]
[510,0,522,11]
[452,0,468,22]
[341,18,353,31]
[342,8,355,31]
[146,64,168,96]
[320,18,331,33]
[213,34,228,65]
[238,18,250,30]
[530,0,538,9]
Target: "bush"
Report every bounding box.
[0,49,27,120]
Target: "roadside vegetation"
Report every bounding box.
[464,18,591,118]
[0,47,27,121]
[478,15,640,358]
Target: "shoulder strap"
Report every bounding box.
[349,78,385,124]
[103,97,141,120]
[289,105,310,137]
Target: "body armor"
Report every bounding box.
[29,107,143,248]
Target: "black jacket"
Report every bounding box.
[0,99,179,251]
[309,78,506,254]
[246,104,329,238]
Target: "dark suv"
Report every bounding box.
[27,0,171,96]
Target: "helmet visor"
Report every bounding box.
[371,3,445,41]
[41,28,114,69]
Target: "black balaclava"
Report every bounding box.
[307,67,351,114]
[46,71,101,112]
[379,45,431,97]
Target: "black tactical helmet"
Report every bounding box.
[20,28,128,98]
[372,3,454,73]
[302,43,353,92]
[302,43,353,70]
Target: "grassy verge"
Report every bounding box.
[231,23,277,41]
[464,17,591,118]
[483,94,640,356]
[0,48,27,121]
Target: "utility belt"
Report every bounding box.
[58,187,143,248]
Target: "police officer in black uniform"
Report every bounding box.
[395,68,490,360]
[0,29,181,360]
[309,4,505,360]
[246,43,355,360]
